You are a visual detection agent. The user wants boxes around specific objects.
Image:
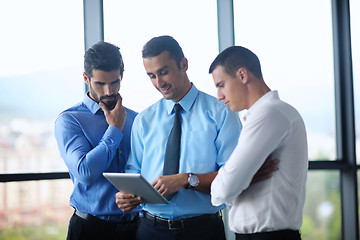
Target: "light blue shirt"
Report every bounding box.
[126,85,242,219]
[54,93,140,222]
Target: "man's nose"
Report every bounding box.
[155,76,165,88]
[217,89,224,101]
[104,85,112,95]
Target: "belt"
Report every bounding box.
[142,211,222,230]
[74,210,138,228]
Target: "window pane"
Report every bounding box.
[234,0,336,161]
[301,171,341,239]
[0,179,73,239]
[103,0,219,112]
[350,0,360,164]
[0,0,84,173]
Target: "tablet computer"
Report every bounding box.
[103,172,169,204]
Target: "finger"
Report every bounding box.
[154,182,163,192]
[99,101,109,114]
[257,165,279,177]
[119,204,137,212]
[117,198,139,206]
[254,174,273,182]
[116,196,141,209]
[262,159,279,169]
[265,154,273,161]
[116,192,136,200]
[261,165,279,174]
[151,178,160,188]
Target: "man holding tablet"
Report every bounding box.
[115,36,277,240]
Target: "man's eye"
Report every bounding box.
[160,70,168,76]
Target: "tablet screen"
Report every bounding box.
[103,172,169,204]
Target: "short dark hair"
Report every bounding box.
[209,46,263,79]
[142,35,185,68]
[84,41,124,78]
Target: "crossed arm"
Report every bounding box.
[115,157,278,212]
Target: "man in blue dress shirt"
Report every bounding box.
[114,35,241,240]
[54,41,140,240]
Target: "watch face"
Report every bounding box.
[189,175,199,186]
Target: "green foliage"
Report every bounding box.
[0,224,67,240]
[300,170,341,240]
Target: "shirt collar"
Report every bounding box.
[84,92,102,114]
[243,90,279,122]
[165,84,198,114]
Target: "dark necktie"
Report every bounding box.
[163,104,182,200]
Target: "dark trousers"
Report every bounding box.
[66,211,138,240]
[235,229,301,240]
[135,212,226,240]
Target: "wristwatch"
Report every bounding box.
[185,173,199,189]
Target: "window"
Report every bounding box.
[234,0,344,238]
[350,0,360,232]
[302,171,341,239]
[234,0,335,161]
[0,0,84,173]
[103,0,219,112]
[0,0,83,238]
[350,0,360,164]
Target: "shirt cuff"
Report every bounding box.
[104,125,123,144]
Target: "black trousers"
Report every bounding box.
[66,211,139,240]
[135,213,226,240]
[235,229,301,240]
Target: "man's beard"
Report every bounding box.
[100,94,118,110]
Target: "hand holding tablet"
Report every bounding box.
[103,172,169,204]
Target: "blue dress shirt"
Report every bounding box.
[54,93,140,222]
[126,85,242,219]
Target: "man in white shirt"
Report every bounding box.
[209,46,308,240]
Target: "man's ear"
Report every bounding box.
[236,68,248,84]
[83,72,90,85]
[180,57,188,72]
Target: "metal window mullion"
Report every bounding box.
[83,0,104,92]
[217,1,235,239]
[331,0,358,239]
[217,0,234,52]
[0,172,70,182]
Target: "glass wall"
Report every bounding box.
[301,171,341,240]
[0,0,84,174]
[103,0,219,112]
[234,0,335,161]
[0,180,73,239]
[350,0,360,164]
[234,0,342,238]
[350,0,360,232]
[0,0,83,238]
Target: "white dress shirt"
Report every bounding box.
[211,90,308,234]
